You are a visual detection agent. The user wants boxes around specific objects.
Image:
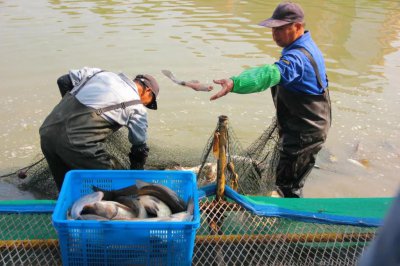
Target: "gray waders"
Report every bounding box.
[39,93,122,191]
[271,48,332,198]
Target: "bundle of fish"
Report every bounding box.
[69,180,194,222]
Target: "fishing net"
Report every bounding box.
[197,115,279,196]
[3,115,279,198]
[2,130,135,200]
[4,129,203,199]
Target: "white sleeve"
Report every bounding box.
[127,107,148,146]
[68,67,102,86]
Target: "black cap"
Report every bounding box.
[135,74,160,110]
[258,2,304,28]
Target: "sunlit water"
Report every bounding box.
[1,0,399,199]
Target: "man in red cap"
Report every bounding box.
[210,2,331,198]
[40,67,160,191]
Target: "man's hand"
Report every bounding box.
[129,144,149,170]
[210,79,234,101]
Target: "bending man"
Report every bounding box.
[40,67,160,191]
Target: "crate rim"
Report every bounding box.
[52,169,200,227]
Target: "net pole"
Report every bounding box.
[216,115,228,201]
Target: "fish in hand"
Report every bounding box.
[162,70,213,92]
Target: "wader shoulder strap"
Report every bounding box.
[70,69,142,115]
[95,100,142,115]
[297,48,332,126]
[297,48,325,89]
[72,70,106,96]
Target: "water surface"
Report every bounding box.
[1,0,400,198]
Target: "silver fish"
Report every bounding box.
[70,191,104,220]
[82,201,138,220]
[115,196,148,219]
[91,181,187,214]
[161,70,213,92]
[120,197,194,222]
[166,197,194,222]
[138,195,172,218]
[92,184,138,201]
[136,180,187,214]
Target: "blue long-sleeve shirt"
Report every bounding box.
[275,31,328,94]
[231,31,328,95]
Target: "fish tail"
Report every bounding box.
[92,185,115,201]
[186,197,194,215]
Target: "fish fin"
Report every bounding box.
[136,179,151,189]
[81,205,95,215]
[161,69,172,76]
[138,184,186,213]
[91,185,114,200]
[144,206,158,217]
[186,197,194,215]
[92,184,138,200]
[70,191,104,219]
[139,195,160,216]
[162,69,184,85]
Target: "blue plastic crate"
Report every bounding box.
[52,170,200,266]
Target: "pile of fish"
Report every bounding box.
[69,180,194,222]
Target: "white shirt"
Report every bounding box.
[69,67,148,146]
